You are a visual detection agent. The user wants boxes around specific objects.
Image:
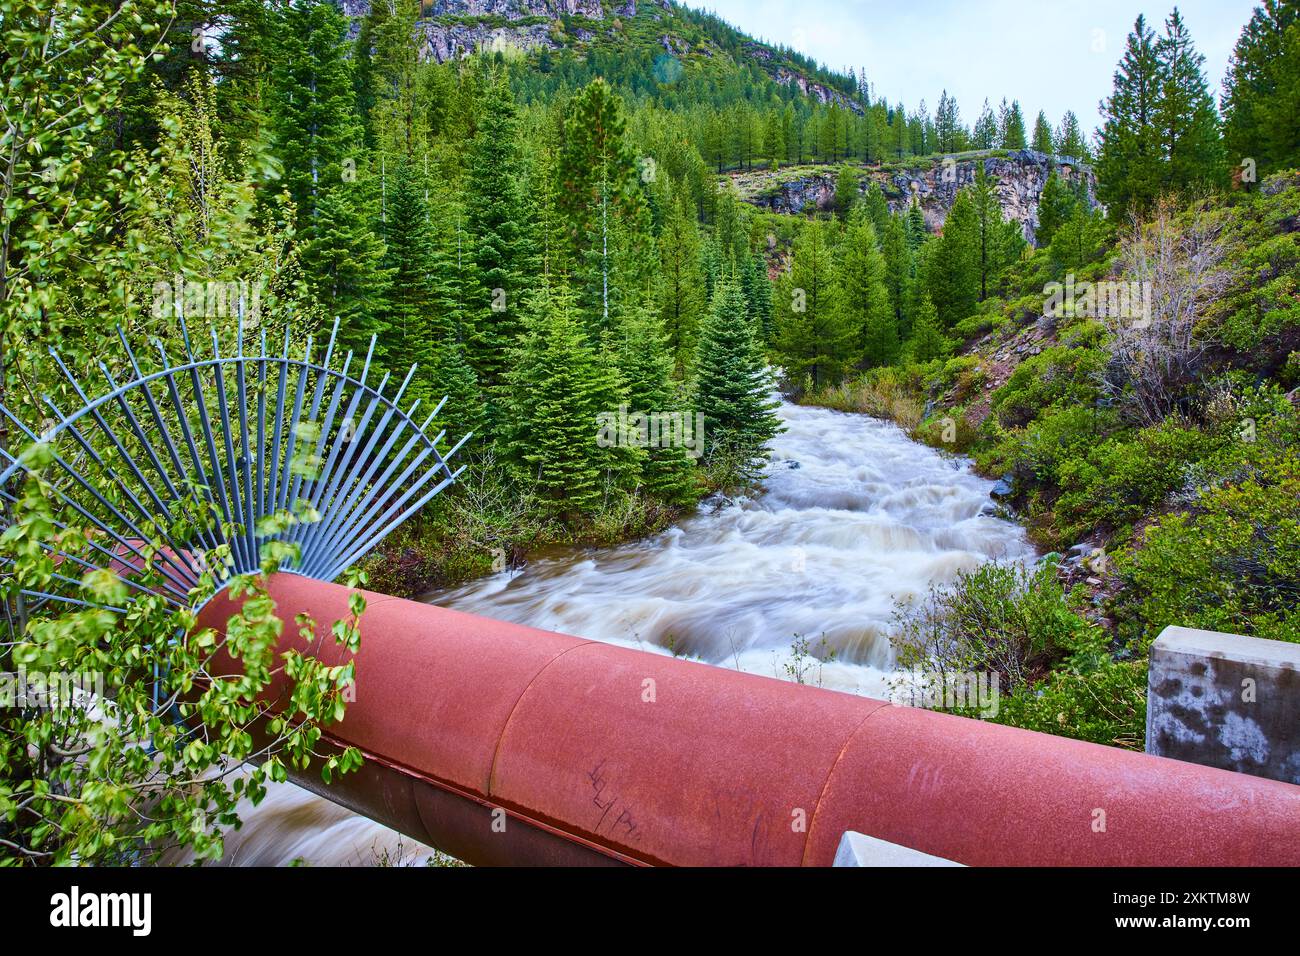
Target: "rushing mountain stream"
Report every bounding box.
[187,401,1035,866]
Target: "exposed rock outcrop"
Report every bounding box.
[743,44,863,115]
[344,0,637,62]
[736,150,1098,245]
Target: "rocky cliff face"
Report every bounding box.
[343,0,846,111]
[742,44,862,115]
[737,151,1097,246]
[343,0,638,61]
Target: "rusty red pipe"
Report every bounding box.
[197,575,1300,867]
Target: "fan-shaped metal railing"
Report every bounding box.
[0,314,470,614]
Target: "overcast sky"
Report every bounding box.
[684,0,1259,138]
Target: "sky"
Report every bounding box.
[684,0,1260,137]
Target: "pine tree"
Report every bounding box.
[1096,15,1164,215]
[774,220,852,388]
[381,159,439,407]
[694,280,782,476]
[1035,170,1075,248]
[556,78,649,335]
[617,307,699,506]
[838,208,898,368]
[973,99,998,149]
[656,193,706,376]
[882,212,915,340]
[464,75,537,402]
[999,99,1027,149]
[908,293,947,363]
[1055,110,1090,160]
[1222,0,1300,179]
[925,188,979,326]
[834,164,860,219]
[1154,9,1226,193]
[502,282,607,520]
[1032,110,1055,153]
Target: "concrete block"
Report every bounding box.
[1147,625,1300,784]
[833,831,964,867]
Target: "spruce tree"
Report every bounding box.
[906,198,929,250]
[773,220,852,389]
[925,189,979,326]
[1035,170,1075,248]
[882,213,915,340]
[970,165,1022,300]
[427,339,483,441]
[369,0,424,160]
[268,0,359,229]
[1096,16,1164,215]
[617,307,700,506]
[1032,110,1055,153]
[935,91,963,153]
[694,280,782,477]
[1154,9,1226,193]
[834,164,860,219]
[381,160,439,403]
[973,99,998,149]
[1222,0,1300,179]
[864,182,891,235]
[908,293,947,363]
[502,282,607,520]
[301,181,391,357]
[657,193,707,376]
[999,99,1027,149]
[838,208,898,369]
[268,0,387,347]
[464,75,538,408]
[556,78,649,333]
[741,252,775,345]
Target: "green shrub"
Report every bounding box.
[1053,419,1219,540]
[994,659,1148,749]
[983,404,1120,489]
[1117,442,1300,646]
[990,344,1108,428]
[891,561,1096,691]
[1212,176,1300,357]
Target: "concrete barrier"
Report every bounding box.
[834,832,964,867]
[1147,625,1300,785]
